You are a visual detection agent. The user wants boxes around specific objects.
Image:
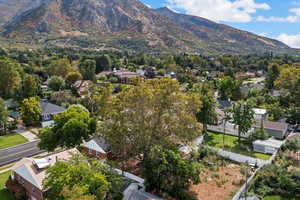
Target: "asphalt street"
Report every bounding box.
[0,141,45,166]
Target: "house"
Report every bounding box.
[6,149,78,200]
[114,71,144,84]
[82,137,112,160]
[73,80,92,95]
[254,120,288,139]
[253,108,267,121]
[253,138,283,154]
[40,100,65,122]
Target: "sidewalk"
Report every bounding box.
[17,130,38,142]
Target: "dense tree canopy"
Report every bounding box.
[100,78,202,167]
[20,97,41,126]
[143,146,202,199]
[38,105,96,151]
[47,58,75,78]
[79,59,96,81]
[0,57,22,97]
[0,98,8,135]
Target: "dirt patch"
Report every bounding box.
[59,30,88,37]
[190,163,244,200]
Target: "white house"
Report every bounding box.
[253,138,283,154]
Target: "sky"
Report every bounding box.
[141,0,300,48]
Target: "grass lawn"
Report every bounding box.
[0,134,28,150]
[0,171,15,200]
[264,195,298,200]
[204,132,271,160]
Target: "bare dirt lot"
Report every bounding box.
[190,163,245,200]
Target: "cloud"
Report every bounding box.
[256,15,299,23]
[165,0,270,23]
[256,4,300,23]
[276,33,300,48]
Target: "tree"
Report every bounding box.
[44,155,110,200]
[47,58,74,78]
[192,83,216,135]
[275,66,300,106]
[48,76,65,91]
[100,78,202,169]
[266,63,280,89]
[79,59,96,81]
[287,107,300,127]
[0,57,22,97]
[231,101,254,143]
[62,186,95,200]
[22,74,40,98]
[95,55,112,73]
[217,76,241,100]
[66,72,82,87]
[20,97,41,126]
[0,98,8,135]
[143,146,202,199]
[38,105,96,151]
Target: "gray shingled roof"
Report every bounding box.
[14,165,41,189]
[128,190,163,200]
[40,101,65,115]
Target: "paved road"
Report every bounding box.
[0,141,45,166]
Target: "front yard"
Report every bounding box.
[0,171,15,200]
[204,132,271,160]
[0,134,28,150]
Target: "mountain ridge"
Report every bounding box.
[0,0,298,55]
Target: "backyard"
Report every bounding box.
[204,132,271,160]
[0,171,15,200]
[0,134,28,150]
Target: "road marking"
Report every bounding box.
[0,147,39,160]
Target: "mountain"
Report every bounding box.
[0,0,44,27]
[0,0,298,55]
[155,7,291,54]
[2,0,205,53]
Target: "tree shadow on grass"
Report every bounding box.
[0,189,15,200]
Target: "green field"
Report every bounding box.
[264,195,298,200]
[204,132,271,160]
[0,171,15,200]
[0,134,28,150]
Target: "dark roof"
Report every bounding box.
[128,190,163,200]
[40,101,65,115]
[218,100,232,109]
[9,111,20,119]
[254,120,288,131]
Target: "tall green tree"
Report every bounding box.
[22,74,40,98]
[0,57,22,97]
[231,101,254,143]
[100,78,202,169]
[79,59,96,81]
[95,55,112,73]
[0,98,9,135]
[38,105,96,151]
[47,58,74,78]
[217,76,241,101]
[65,72,82,87]
[48,76,65,91]
[20,97,41,126]
[266,63,280,89]
[192,83,216,135]
[143,146,202,199]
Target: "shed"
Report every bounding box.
[253,138,283,154]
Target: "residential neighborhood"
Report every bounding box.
[0,1,299,199]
